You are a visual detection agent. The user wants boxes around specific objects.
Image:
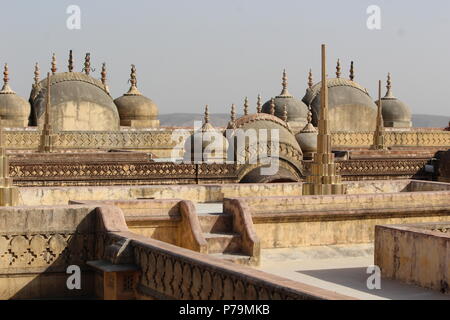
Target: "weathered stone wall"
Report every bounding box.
[0,203,350,300]
[375,223,450,294]
[4,128,450,157]
[233,187,450,248]
[19,183,304,206]
[0,205,99,299]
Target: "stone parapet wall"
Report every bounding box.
[332,130,450,147]
[375,222,450,294]
[3,129,449,155]
[19,183,304,206]
[0,205,100,299]
[106,230,351,300]
[0,203,351,300]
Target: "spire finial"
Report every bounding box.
[256,94,262,113]
[34,63,40,87]
[280,69,290,96]
[101,63,107,85]
[270,98,276,115]
[282,104,288,122]
[204,105,209,124]
[51,53,57,74]
[307,106,312,124]
[125,64,142,95]
[68,50,74,72]
[336,59,341,78]
[243,97,249,115]
[349,61,354,81]
[308,69,313,89]
[0,64,13,93]
[384,72,394,98]
[83,53,91,75]
[3,64,9,86]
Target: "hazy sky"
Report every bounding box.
[1,0,449,116]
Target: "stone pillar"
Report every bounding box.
[302,45,346,195]
[39,73,57,153]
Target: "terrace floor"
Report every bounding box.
[255,244,450,300]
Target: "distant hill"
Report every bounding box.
[160,113,449,128]
[412,114,449,128]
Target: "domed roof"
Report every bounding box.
[184,105,228,162]
[375,74,411,125]
[261,70,309,123]
[114,65,159,127]
[302,62,377,131]
[226,112,302,156]
[0,64,31,127]
[29,53,120,131]
[295,109,317,154]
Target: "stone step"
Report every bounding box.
[209,252,256,266]
[197,212,233,233]
[204,232,241,254]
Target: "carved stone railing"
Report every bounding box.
[331,130,450,147]
[103,231,349,300]
[3,129,450,151]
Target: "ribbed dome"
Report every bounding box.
[295,110,317,157]
[303,77,377,131]
[226,112,303,158]
[114,65,159,128]
[261,70,309,129]
[0,64,31,127]
[184,106,228,163]
[375,74,412,128]
[30,71,120,131]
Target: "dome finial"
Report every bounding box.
[125,64,142,95]
[243,97,249,115]
[51,53,57,75]
[336,59,341,78]
[282,104,288,122]
[230,103,236,122]
[270,98,276,115]
[101,63,107,85]
[83,53,91,75]
[0,63,13,93]
[256,94,262,113]
[34,63,40,87]
[101,63,110,94]
[384,72,394,98]
[68,50,74,72]
[307,106,312,124]
[228,103,237,129]
[3,64,9,87]
[204,104,209,124]
[349,61,355,81]
[308,69,313,89]
[280,69,290,96]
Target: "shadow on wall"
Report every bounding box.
[1,206,102,299]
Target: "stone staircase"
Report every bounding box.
[195,203,256,266]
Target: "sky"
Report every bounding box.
[0,0,449,117]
